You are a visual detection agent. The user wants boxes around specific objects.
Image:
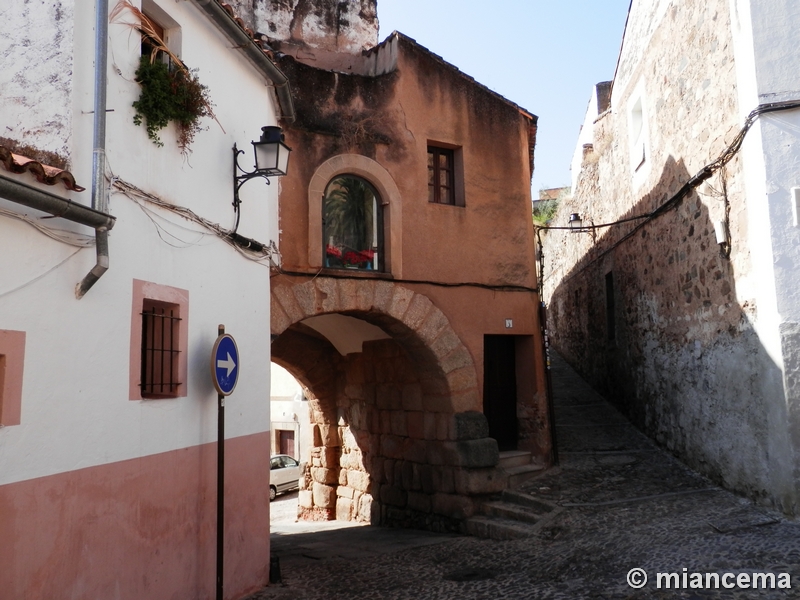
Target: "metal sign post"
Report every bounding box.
[211,326,239,600]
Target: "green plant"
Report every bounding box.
[132,55,212,151]
[532,199,560,226]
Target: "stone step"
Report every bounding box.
[482,500,542,524]
[501,489,556,514]
[498,450,532,469]
[462,516,536,540]
[506,463,545,488]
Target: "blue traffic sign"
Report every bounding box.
[211,334,239,396]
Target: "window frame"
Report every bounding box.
[130,279,189,401]
[428,146,456,205]
[0,330,26,427]
[322,173,385,272]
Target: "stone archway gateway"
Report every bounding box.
[271,275,507,531]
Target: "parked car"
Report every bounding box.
[270,454,302,501]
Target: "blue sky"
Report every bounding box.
[377,0,631,196]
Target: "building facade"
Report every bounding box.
[0,1,291,598]
[265,24,551,529]
[542,0,800,514]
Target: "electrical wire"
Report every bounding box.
[0,247,84,299]
[0,207,96,247]
[535,99,800,284]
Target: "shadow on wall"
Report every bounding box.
[271,306,503,533]
[545,155,794,512]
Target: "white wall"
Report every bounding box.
[0,0,281,485]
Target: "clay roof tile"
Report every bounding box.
[0,146,85,192]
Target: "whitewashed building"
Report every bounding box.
[543,0,800,515]
[0,1,292,598]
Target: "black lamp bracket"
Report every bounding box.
[232,143,271,233]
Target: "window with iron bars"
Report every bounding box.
[140,300,182,398]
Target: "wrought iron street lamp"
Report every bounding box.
[232,126,291,231]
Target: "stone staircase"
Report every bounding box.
[463,488,561,540]
[498,450,544,488]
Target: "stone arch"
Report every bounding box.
[271,278,478,408]
[270,276,505,530]
[307,154,403,277]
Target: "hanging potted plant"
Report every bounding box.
[112,1,220,153]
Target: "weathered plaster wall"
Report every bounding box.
[542,0,798,510]
[273,34,548,462]
[0,0,74,162]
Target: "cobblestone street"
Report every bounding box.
[247,352,800,599]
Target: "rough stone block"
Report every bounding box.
[358,494,374,522]
[454,467,507,495]
[404,438,428,464]
[432,466,455,494]
[318,447,340,469]
[312,483,336,508]
[355,280,375,311]
[372,281,395,312]
[407,411,425,439]
[423,412,437,440]
[381,434,405,459]
[419,464,435,494]
[338,469,348,486]
[298,490,314,509]
[411,463,422,491]
[446,366,478,393]
[407,491,432,513]
[337,485,355,499]
[380,484,408,508]
[432,493,476,520]
[427,439,499,468]
[436,413,450,441]
[273,285,304,324]
[336,497,353,521]
[293,282,317,317]
[388,287,415,321]
[455,438,500,468]
[390,410,407,436]
[430,328,461,359]
[318,424,340,447]
[417,309,449,345]
[450,411,490,441]
[440,346,474,374]
[404,294,434,330]
[348,469,371,493]
[311,467,339,485]
[271,302,291,336]
[450,389,481,412]
[384,459,395,486]
[402,384,423,411]
[401,460,414,490]
[314,277,339,313]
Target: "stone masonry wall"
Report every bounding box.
[296,338,505,532]
[541,0,794,510]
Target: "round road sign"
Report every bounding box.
[211,334,239,396]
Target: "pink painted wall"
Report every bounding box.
[0,432,270,600]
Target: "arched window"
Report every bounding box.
[322,175,384,271]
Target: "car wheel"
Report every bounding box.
[270,486,277,502]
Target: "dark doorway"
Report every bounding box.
[483,335,518,451]
[279,429,295,457]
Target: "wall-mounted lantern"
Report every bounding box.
[568,212,583,232]
[232,126,291,231]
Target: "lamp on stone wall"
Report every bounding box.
[232,126,292,231]
[568,212,583,232]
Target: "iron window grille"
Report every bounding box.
[428,146,455,205]
[140,302,182,398]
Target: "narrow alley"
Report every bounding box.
[249,351,800,599]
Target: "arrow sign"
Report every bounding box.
[217,352,236,378]
[211,334,239,396]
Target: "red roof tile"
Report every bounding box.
[0,146,85,192]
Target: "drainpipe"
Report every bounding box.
[190,0,295,122]
[76,0,110,299]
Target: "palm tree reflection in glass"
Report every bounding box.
[323,175,380,270]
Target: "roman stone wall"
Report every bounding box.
[542,0,796,510]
